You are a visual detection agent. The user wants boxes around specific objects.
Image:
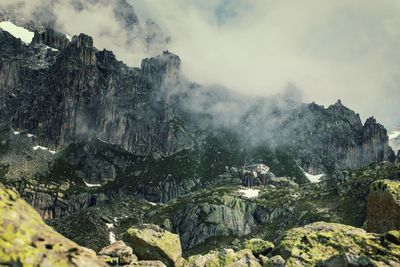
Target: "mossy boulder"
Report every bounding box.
[368,179,400,233]
[124,224,183,267]
[263,255,285,267]
[274,221,400,266]
[186,248,261,267]
[243,238,274,256]
[0,183,107,266]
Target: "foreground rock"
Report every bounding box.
[186,249,261,267]
[124,224,183,267]
[0,184,107,266]
[99,240,137,265]
[274,221,400,266]
[368,179,400,233]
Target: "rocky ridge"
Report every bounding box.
[3,182,400,266]
[0,1,400,266]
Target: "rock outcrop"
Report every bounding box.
[274,222,400,266]
[367,179,400,233]
[0,183,107,266]
[99,240,137,265]
[124,224,183,267]
[186,249,261,267]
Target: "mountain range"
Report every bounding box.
[1,1,400,266]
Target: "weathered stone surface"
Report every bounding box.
[99,240,137,265]
[243,238,274,256]
[186,249,261,267]
[124,224,182,267]
[0,183,107,266]
[32,27,71,50]
[367,179,400,233]
[172,194,257,250]
[130,260,167,267]
[274,222,400,266]
[318,253,376,267]
[264,255,285,267]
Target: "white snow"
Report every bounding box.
[13,131,20,135]
[304,172,324,183]
[65,34,72,41]
[238,188,260,199]
[32,145,57,154]
[147,201,157,206]
[0,21,34,44]
[106,223,116,243]
[45,45,59,52]
[27,134,34,138]
[33,145,48,151]
[84,181,101,187]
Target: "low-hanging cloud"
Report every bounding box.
[0,0,160,66]
[132,0,400,129]
[1,0,399,128]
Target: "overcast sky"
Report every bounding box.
[131,0,400,129]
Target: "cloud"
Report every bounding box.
[131,0,400,128]
[0,0,155,66]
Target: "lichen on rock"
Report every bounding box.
[274,221,400,266]
[0,183,107,266]
[124,224,183,267]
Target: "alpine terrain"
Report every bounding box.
[1,1,400,266]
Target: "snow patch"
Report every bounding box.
[27,134,34,138]
[65,34,72,41]
[304,172,324,183]
[147,201,157,206]
[45,45,59,52]
[238,188,260,199]
[32,145,57,154]
[106,223,116,244]
[0,21,34,44]
[84,181,101,187]
[33,145,48,151]
[13,131,20,135]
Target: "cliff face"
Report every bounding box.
[0,4,396,229]
[0,30,192,156]
[241,99,395,174]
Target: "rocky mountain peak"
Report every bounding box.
[364,116,378,126]
[72,33,94,49]
[32,27,70,51]
[326,99,362,129]
[141,51,181,90]
[69,33,97,65]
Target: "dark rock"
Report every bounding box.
[99,240,137,265]
[32,27,70,50]
[367,179,400,233]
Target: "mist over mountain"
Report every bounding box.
[1,1,400,266]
